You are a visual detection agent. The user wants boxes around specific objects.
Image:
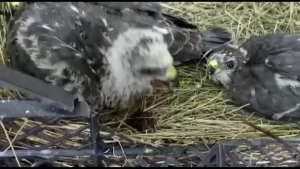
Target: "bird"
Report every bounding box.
[206,32,300,123]
[6,2,232,113]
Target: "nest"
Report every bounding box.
[0,2,300,161]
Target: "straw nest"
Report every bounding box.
[0,2,300,153]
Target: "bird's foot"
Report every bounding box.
[272,113,286,120]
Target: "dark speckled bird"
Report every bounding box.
[6,2,232,112]
[207,33,300,123]
[90,2,233,64]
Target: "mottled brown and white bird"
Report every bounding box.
[207,33,300,123]
[6,2,232,112]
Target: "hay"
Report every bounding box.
[0,2,300,151]
[112,2,300,145]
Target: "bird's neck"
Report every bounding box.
[100,55,152,108]
[97,28,160,107]
[101,67,151,107]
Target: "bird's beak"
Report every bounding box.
[163,55,177,81]
[153,66,177,92]
[10,2,20,8]
[207,59,219,75]
[153,55,177,92]
[166,65,177,81]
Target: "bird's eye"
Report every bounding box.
[80,30,87,39]
[226,61,234,68]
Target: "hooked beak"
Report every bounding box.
[159,64,177,92]
[166,65,177,81]
[163,55,177,81]
[207,59,219,75]
[10,2,20,8]
[153,56,178,92]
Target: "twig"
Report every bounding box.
[3,118,28,153]
[242,119,300,165]
[0,117,21,167]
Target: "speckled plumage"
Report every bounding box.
[207,33,300,123]
[6,2,232,112]
[90,2,233,63]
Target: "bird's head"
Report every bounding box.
[106,27,177,96]
[207,44,248,89]
[126,29,177,84]
[10,2,22,10]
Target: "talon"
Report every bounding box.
[272,103,300,120]
[272,113,283,120]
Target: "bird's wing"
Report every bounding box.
[94,2,163,13]
[92,2,232,63]
[93,2,199,58]
[94,2,197,29]
[229,63,300,123]
[227,34,300,123]
[242,33,300,79]
[6,2,107,83]
[6,2,115,107]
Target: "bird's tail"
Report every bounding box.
[199,27,233,53]
[172,27,233,64]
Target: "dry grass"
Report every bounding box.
[0,2,300,152]
[112,2,300,146]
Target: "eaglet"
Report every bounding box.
[207,33,300,123]
[6,2,232,112]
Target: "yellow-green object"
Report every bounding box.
[166,65,177,80]
[208,59,221,74]
[208,59,218,68]
[11,2,20,8]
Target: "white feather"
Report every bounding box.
[274,73,300,89]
